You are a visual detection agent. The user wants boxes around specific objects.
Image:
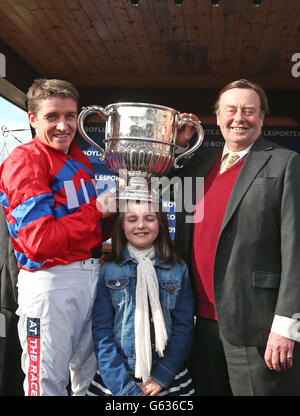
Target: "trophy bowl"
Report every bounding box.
[78,102,204,200]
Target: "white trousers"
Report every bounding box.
[16,259,100,396]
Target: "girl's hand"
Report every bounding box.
[140,378,163,396]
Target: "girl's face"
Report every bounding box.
[123,201,159,250]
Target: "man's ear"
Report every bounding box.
[28,111,36,129]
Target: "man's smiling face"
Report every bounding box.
[28,97,77,152]
[216,88,264,151]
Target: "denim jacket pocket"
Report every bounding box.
[159,281,181,309]
[106,278,130,306]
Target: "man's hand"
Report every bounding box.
[264,331,295,371]
[140,378,163,396]
[96,191,118,218]
[176,113,199,148]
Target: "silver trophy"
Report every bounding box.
[77,102,204,200]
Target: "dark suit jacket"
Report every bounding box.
[174,137,300,347]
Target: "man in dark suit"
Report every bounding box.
[173,79,300,395]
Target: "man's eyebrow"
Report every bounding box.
[44,110,77,116]
[224,104,256,109]
[42,111,57,118]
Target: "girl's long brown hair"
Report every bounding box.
[108,200,182,265]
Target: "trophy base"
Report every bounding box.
[118,177,159,202]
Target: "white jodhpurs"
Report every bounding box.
[16,259,100,396]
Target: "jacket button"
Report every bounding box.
[152,344,155,349]
[115,280,120,287]
[150,317,154,323]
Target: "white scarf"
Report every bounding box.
[127,243,168,382]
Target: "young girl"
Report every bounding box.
[87,199,195,396]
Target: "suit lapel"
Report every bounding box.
[197,147,221,178]
[179,147,221,179]
[220,137,273,234]
[174,147,221,202]
[174,147,221,264]
[189,148,221,202]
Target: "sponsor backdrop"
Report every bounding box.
[75,123,300,242]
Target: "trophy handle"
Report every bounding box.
[77,105,108,162]
[174,117,205,169]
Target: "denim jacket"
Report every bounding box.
[92,249,194,396]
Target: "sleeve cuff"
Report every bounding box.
[271,314,300,342]
[151,363,175,388]
[120,380,142,396]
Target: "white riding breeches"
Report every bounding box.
[16,259,99,396]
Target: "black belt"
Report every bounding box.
[91,247,102,259]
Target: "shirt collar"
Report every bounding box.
[33,135,75,155]
[221,142,254,161]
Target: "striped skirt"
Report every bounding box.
[87,368,194,396]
